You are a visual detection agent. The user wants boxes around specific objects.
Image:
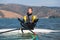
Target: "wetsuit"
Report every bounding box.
[18,13,38,33]
[26,13,36,29]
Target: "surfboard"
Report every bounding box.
[0,28,58,34]
[0,28,59,40]
[0,29,38,40]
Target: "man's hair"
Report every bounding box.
[27,7,33,11]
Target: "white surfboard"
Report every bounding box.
[0,28,59,34]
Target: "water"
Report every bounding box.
[0,18,60,30]
[0,31,35,40]
[0,18,60,40]
[0,18,20,29]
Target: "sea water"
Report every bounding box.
[0,18,60,40]
[0,31,35,40]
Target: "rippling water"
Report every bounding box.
[0,18,60,30]
[0,18,60,40]
[0,32,34,40]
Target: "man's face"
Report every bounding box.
[28,8,33,14]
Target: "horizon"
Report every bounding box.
[0,0,60,7]
[0,3,60,7]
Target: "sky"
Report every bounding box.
[0,0,60,7]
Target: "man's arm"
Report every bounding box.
[32,15,39,23]
[34,19,39,23]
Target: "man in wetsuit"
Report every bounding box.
[18,7,38,33]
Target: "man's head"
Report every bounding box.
[27,7,33,15]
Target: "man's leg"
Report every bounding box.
[30,22,37,30]
[21,27,24,33]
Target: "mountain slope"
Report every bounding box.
[0,4,60,18]
[0,10,22,18]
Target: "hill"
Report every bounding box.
[0,4,60,18]
[0,10,22,18]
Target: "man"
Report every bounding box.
[18,7,38,34]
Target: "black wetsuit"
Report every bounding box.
[18,13,38,30]
[26,13,35,29]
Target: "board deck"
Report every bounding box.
[0,28,58,34]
